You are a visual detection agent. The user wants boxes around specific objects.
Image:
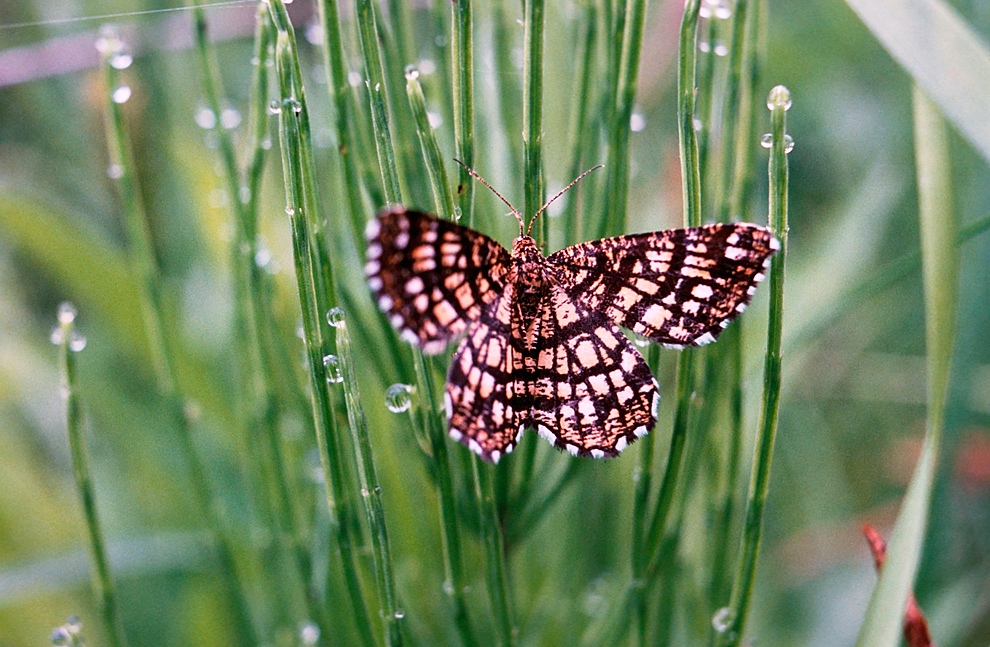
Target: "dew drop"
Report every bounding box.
[766,85,792,111]
[632,334,650,348]
[326,308,345,328]
[50,628,71,646]
[268,99,282,115]
[323,354,343,383]
[442,579,455,595]
[361,487,370,497]
[220,107,242,129]
[304,22,324,45]
[112,85,132,104]
[107,163,123,179]
[287,98,303,114]
[348,71,362,87]
[255,248,272,268]
[404,64,420,81]
[65,616,82,634]
[698,40,711,53]
[261,137,273,150]
[385,384,413,412]
[57,302,77,325]
[712,606,736,633]
[713,42,729,57]
[427,111,443,128]
[238,185,251,205]
[69,331,87,352]
[299,621,320,645]
[393,609,405,620]
[110,53,133,70]
[49,327,65,346]
[630,112,646,132]
[195,106,217,129]
[759,133,794,153]
[418,59,436,75]
[453,206,463,221]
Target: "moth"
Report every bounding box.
[365,167,778,462]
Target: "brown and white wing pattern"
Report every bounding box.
[444,284,529,463]
[546,224,778,348]
[365,207,511,354]
[524,278,659,458]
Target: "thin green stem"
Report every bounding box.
[99,35,257,645]
[451,0,475,227]
[56,307,128,647]
[564,1,599,247]
[406,70,457,219]
[716,86,790,647]
[678,0,704,229]
[600,0,647,240]
[356,0,402,205]
[522,0,545,236]
[191,6,325,636]
[492,0,523,200]
[267,3,378,644]
[337,322,404,647]
[473,457,518,647]
[406,68,480,645]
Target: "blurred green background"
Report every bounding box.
[1,0,989,645]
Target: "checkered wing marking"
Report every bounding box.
[366,207,511,354]
[546,224,778,348]
[526,279,659,458]
[445,284,528,463]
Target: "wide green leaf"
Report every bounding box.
[844,0,990,162]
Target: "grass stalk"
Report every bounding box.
[714,85,790,647]
[266,3,378,643]
[55,305,128,647]
[451,0,475,226]
[406,67,484,646]
[522,0,546,235]
[98,34,257,645]
[564,1,599,247]
[335,322,405,647]
[492,0,523,196]
[598,0,646,239]
[355,0,403,205]
[473,457,518,647]
[632,1,704,640]
[190,5,329,636]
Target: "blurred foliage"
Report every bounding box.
[0,0,989,646]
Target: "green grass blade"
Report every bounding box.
[843,0,990,163]
[853,83,957,647]
[715,85,790,647]
[55,305,128,647]
[99,31,258,644]
[451,0,476,227]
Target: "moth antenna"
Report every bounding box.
[453,159,524,236]
[526,165,604,237]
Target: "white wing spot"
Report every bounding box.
[365,218,381,239]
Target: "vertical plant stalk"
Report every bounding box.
[716,0,752,222]
[854,85,956,647]
[98,34,257,645]
[564,1,599,247]
[407,67,479,647]
[600,0,648,239]
[522,0,546,234]
[715,85,790,647]
[356,0,403,205]
[451,0,476,226]
[631,2,703,642]
[336,322,405,647]
[492,0,523,195]
[56,306,128,647]
[266,3,378,645]
[474,457,518,647]
[190,5,325,636]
